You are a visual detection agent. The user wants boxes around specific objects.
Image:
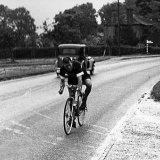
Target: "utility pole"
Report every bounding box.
[118,0,121,56]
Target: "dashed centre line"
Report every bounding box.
[33,111,53,120]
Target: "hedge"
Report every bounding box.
[13,47,56,59]
[88,45,147,56]
[0,46,160,60]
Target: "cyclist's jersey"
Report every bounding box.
[60,60,90,85]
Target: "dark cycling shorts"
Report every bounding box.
[68,73,91,85]
[82,73,91,83]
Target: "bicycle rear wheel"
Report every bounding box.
[77,95,85,126]
[63,98,74,135]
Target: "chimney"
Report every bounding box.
[126,8,133,25]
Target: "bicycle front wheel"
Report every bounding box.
[77,95,85,126]
[63,98,74,135]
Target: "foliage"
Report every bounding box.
[39,19,55,47]
[12,7,36,47]
[120,26,140,46]
[0,5,37,49]
[52,3,97,44]
[25,33,43,48]
[82,35,101,46]
[13,47,55,59]
[0,5,15,49]
[135,0,160,29]
[98,2,126,26]
[0,28,15,49]
[76,3,98,39]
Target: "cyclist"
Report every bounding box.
[58,57,92,127]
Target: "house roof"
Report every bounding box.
[133,14,153,26]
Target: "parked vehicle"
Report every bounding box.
[55,44,95,77]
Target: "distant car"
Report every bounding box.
[55,44,95,77]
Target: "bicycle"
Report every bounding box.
[61,84,86,135]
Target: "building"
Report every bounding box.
[105,8,153,45]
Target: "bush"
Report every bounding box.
[0,46,160,60]
[150,47,160,54]
[88,46,105,56]
[13,47,56,59]
[151,81,160,101]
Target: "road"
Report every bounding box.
[0,57,160,160]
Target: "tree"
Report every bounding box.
[11,7,36,47]
[25,33,43,48]
[0,5,37,48]
[51,9,79,44]
[76,3,97,39]
[39,19,56,47]
[98,2,126,26]
[52,3,97,44]
[120,26,139,46]
[0,5,15,49]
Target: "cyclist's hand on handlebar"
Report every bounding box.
[58,88,64,95]
[59,81,65,95]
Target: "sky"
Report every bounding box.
[1,0,125,33]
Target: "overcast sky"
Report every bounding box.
[1,0,125,33]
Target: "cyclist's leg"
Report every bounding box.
[83,78,92,101]
[80,77,92,110]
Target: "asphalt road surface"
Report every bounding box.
[0,57,160,160]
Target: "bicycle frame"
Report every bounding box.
[67,85,81,101]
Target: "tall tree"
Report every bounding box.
[0,5,15,49]
[40,19,56,47]
[77,3,97,39]
[25,33,43,48]
[11,7,36,47]
[52,3,97,44]
[98,2,126,26]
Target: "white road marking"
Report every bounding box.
[13,129,24,135]
[33,111,52,120]
[88,130,106,135]
[43,140,56,145]
[11,120,30,129]
[57,137,64,141]
[91,125,108,131]
[4,127,13,131]
[49,135,55,138]
[85,145,96,149]
[2,127,23,135]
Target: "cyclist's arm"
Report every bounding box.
[60,76,65,87]
[58,76,65,94]
[59,67,66,94]
[76,61,84,90]
[77,72,83,90]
